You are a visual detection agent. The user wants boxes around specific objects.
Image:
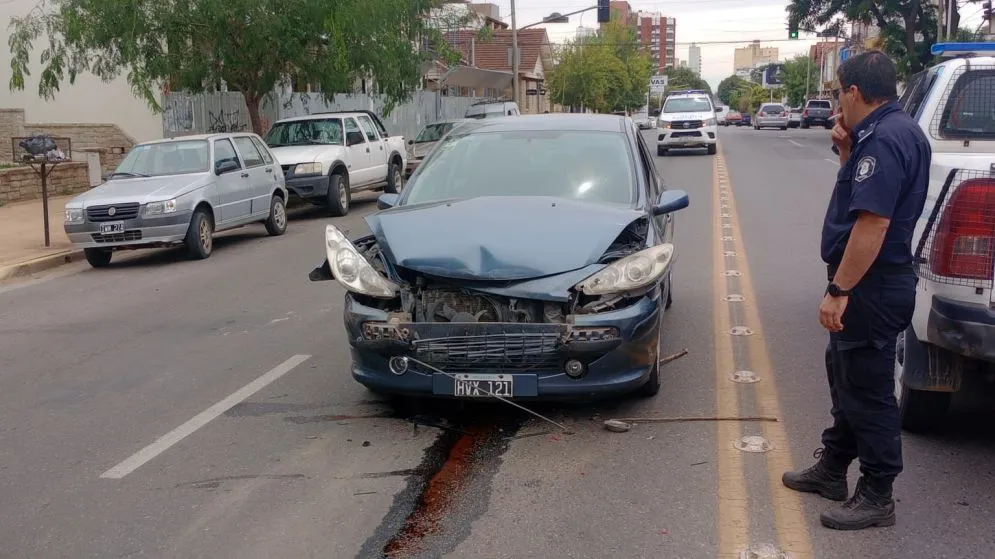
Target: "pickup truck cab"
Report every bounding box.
[264,111,407,216]
[893,42,995,431]
[801,98,834,129]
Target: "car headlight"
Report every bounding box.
[144,199,178,216]
[575,243,675,296]
[658,121,671,129]
[704,118,717,126]
[64,207,84,224]
[324,224,400,298]
[295,162,323,175]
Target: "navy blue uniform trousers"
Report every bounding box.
[821,267,917,485]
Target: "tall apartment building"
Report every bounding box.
[733,40,779,72]
[688,43,702,76]
[636,12,677,71]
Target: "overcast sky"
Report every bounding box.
[485,0,989,91]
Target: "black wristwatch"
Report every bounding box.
[826,282,851,297]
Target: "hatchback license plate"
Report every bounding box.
[453,373,513,398]
[100,221,125,234]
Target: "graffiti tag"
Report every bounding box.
[207,110,247,133]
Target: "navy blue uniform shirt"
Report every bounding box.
[821,101,931,270]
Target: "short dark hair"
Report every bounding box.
[837,50,898,104]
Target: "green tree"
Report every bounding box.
[8,0,470,134]
[780,55,819,106]
[717,75,751,106]
[786,1,945,77]
[662,66,711,95]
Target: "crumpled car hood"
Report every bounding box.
[365,196,644,281]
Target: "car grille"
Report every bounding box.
[91,231,142,243]
[87,203,140,222]
[671,131,703,138]
[670,120,703,129]
[412,332,561,373]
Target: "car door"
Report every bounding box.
[357,115,388,181]
[212,138,249,224]
[250,135,282,204]
[344,117,373,185]
[231,135,271,218]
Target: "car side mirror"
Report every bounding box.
[309,260,334,282]
[346,131,365,146]
[407,139,414,145]
[652,189,689,216]
[216,160,239,175]
[377,193,399,210]
[102,171,114,181]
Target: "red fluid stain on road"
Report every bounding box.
[383,424,491,558]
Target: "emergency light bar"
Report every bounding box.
[931,42,995,57]
[668,89,708,95]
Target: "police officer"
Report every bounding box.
[781,51,931,530]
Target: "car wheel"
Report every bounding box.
[895,327,953,432]
[801,121,810,129]
[657,147,666,156]
[264,195,288,236]
[384,160,403,194]
[326,173,350,217]
[83,248,112,268]
[665,272,673,310]
[781,126,788,130]
[707,144,717,155]
[185,208,214,260]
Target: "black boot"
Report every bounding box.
[820,477,896,530]
[781,448,849,501]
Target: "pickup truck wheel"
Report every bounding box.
[657,146,667,156]
[185,209,214,260]
[84,248,112,268]
[707,144,717,155]
[384,161,403,194]
[824,122,834,129]
[801,121,810,129]
[264,195,287,236]
[894,328,952,432]
[326,173,350,217]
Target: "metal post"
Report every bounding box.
[946,0,954,39]
[511,0,519,107]
[804,52,811,102]
[40,162,51,247]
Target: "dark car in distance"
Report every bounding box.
[309,114,690,401]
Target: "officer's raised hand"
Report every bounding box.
[830,113,852,164]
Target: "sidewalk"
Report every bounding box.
[0,195,84,280]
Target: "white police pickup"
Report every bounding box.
[656,90,718,156]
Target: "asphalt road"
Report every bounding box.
[1,125,993,559]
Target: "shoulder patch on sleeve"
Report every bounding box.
[854,156,876,182]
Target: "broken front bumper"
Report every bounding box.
[343,292,663,401]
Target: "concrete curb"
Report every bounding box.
[0,249,85,281]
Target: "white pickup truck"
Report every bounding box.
[893,42,995,431]
[263,110,407,216]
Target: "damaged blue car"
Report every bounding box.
[309,114,689,401]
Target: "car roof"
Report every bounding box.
[451,114,627,134]
[272,111,377,123]
[143,133,257,145]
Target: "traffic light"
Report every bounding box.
[597,0,611,23]
[983,1,992,20]
[788,21,799,39]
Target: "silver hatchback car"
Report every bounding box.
[753,103,790,130]
[63,133,289,267]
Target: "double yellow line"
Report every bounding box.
[712,145,815,558]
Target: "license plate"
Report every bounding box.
[100,221,125,234]
[453,373,513,398]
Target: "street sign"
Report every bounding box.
[762,64,784,88]
[840,47,851,63]
[649,74,668,93]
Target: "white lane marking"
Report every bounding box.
[100,354,312,479]
[788,139,804,147]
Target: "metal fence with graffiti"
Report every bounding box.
[163,88,479,141]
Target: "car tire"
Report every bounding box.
[665,272,673,310]
[895,328,953,432]
[384,160,403,194]
[801,121,810,129]
[657,147,666,156]
[707,144,717,155]
[185,208,214,260]
[83,248,112,268]
[264,195,288,236]
[326,173,350,217]
[781,126,788,130]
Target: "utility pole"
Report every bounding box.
[510,0,519,106]
[804,52,811,103]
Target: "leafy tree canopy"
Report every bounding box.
[8,0,470,133]
[717,75,751,106]
[662,66,711,95]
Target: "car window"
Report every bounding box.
[344,118,365,143]
[249,136,274,165]
[414,122,457,143]
[405,130,635,207]
[233,137,265,168]
[213,139,241,171]
[635,132,660,201]
[937,69,995,140]
[265,118,343,146]
[761,105,785,113]
[807,100,832,109]
[115,140,210,177]
[663,97,712,113]
[357,115,380,142]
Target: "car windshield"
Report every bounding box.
[808,100,832,109]
[414,122,458,143]
[113,140,209,178]
[663,97,712,113]
[405,130,635,206]
[466,106,505,119]
[762,105,785,113]
[265,118,343,147]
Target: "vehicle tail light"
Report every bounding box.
[759,111,765,117]
[931,178,995,280]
